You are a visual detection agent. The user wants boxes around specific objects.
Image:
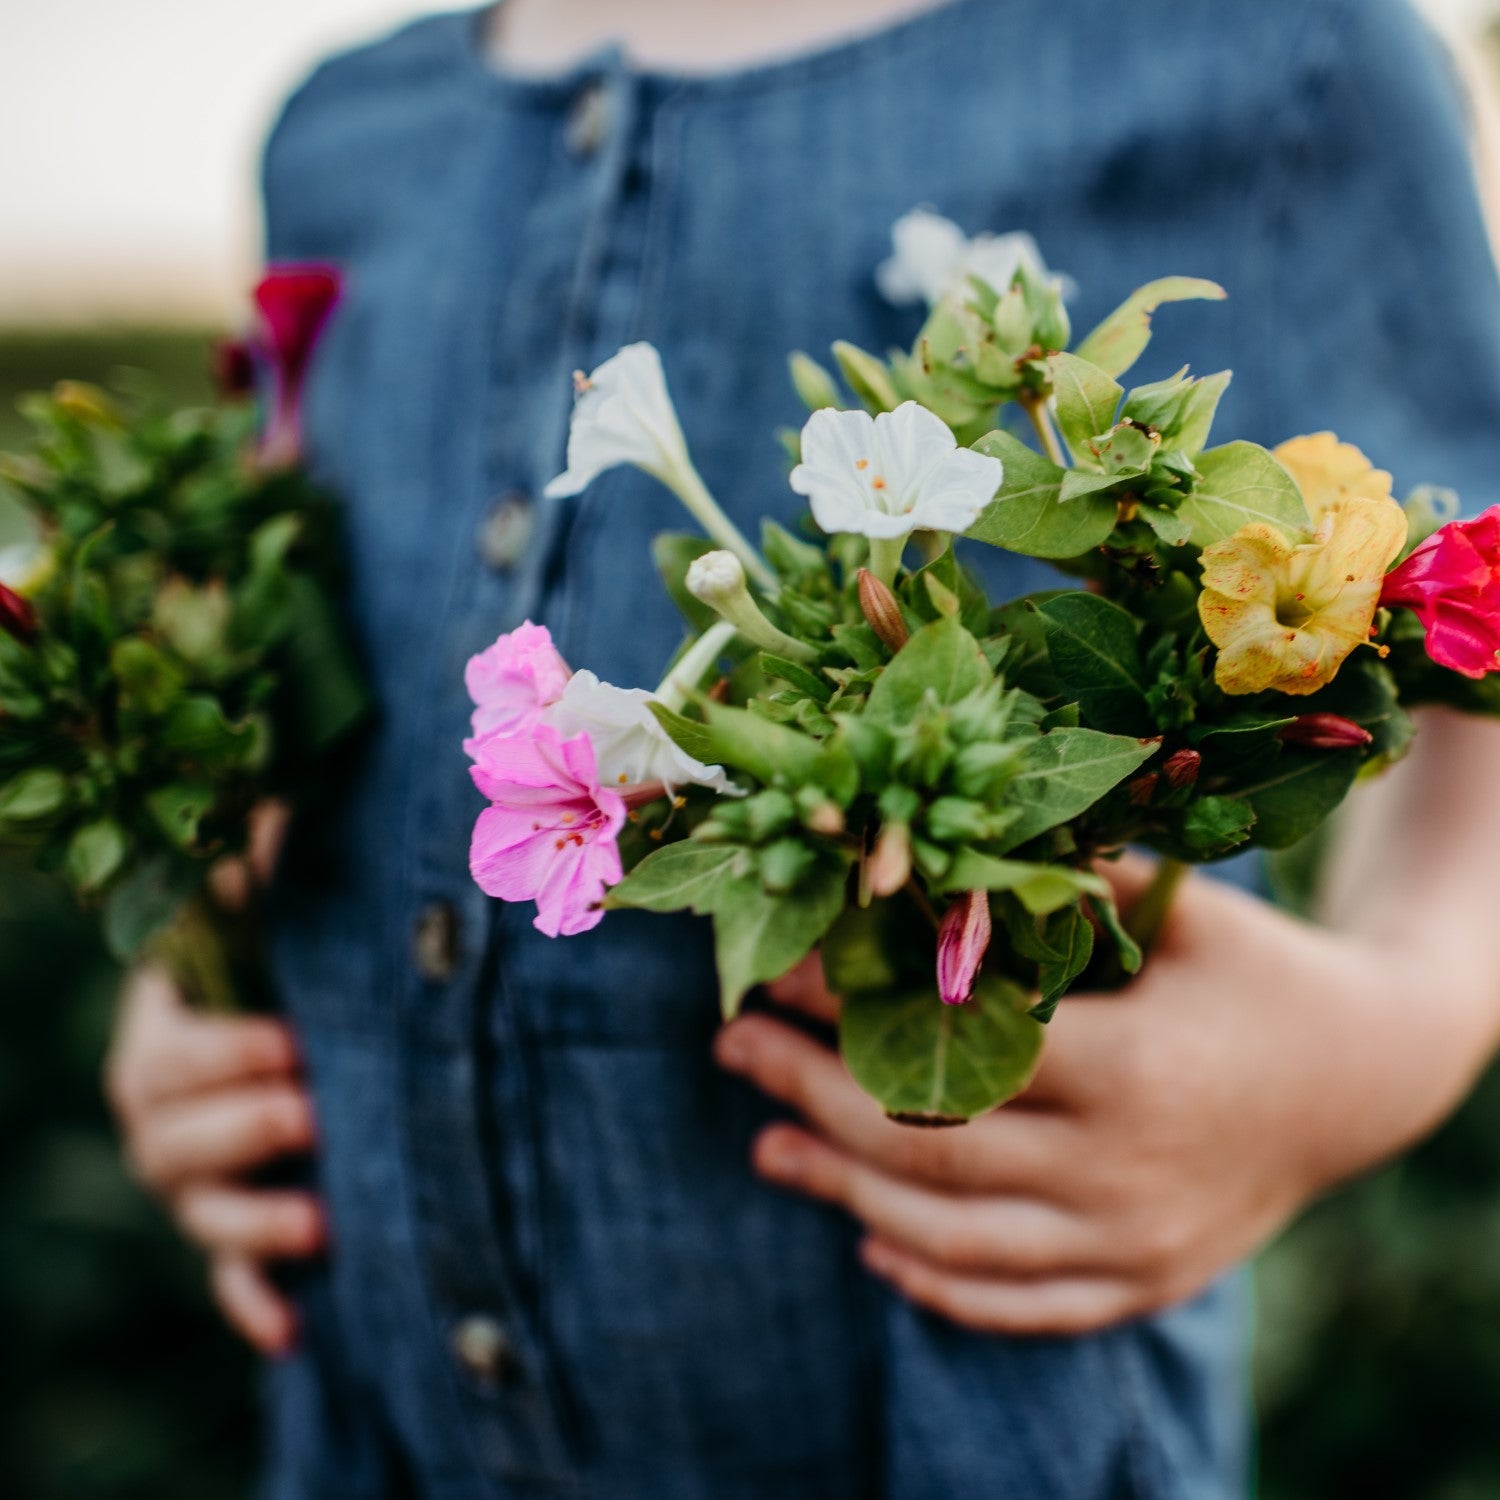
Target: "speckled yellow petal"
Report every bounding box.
[1273,433,1394,522]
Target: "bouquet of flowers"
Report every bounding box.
[0,266,368,1008]
[464,216,1500,1124]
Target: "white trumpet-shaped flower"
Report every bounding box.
[544,342,774,590]
[876,208,1064,308]
[790,401,1002,547]
[547,669,738,796]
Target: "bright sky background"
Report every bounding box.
[0,0,1493,329]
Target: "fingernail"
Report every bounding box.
[714,1025,755,1072]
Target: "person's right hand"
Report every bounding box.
[105,964,323,1355]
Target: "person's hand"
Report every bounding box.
[103,800,319,1355]
[713,857,1497,1335]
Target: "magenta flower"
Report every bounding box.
[1279,713,1373,751]
[469,725,626,937]
[1380,505,1500,678]
[251,264,343,468]
[936,890,991,1006]
[464,621,572,744]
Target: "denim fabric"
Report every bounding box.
[256,2,1500,1496]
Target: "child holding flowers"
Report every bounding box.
[102,1,1500,1496]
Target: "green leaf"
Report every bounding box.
[967,430,1116,559]
[1089,881,1143,974]
[606,840,747,914]
[713,859,849,1018]
[1034,906,1094,1020]
[939,849,1109,913]
[646,701,720,765]
[65,817,129,894]
[146,781,216,851]
[1237,749,1360,850]
[840,977,1045,1123]
[1176,442,1309,546]
[100,855,197,963]
[1180,795,1256,854]
[999,728,1158,850]
[1046,353,1121,459]
[0,767,69,822]
[1073,277,1227,379]
[1034,593,1152,734]
[863,616,991,727]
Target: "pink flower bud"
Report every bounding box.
[866,820,912,898]
[0,582,37,644]
[1162,748,1201,789]
[1127,772,1159,807]
[1380,505,1500,678]
[857,568,909,652]
[252,264,343,468]
[1279,713,1373,751]
[937,889,991,1007]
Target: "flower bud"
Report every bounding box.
[857,568,910,652]
[1162,748,1201,789]
[796,787,846,837]
[686,550,817,663]
[867,820,912,899]
[211,336,257,399]
[937,889,991,1007]
[1127,772,1158,807]
[1279,713,1373,751]
[0,582,37,644]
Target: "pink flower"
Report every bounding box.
[1380,506,1500,678]
[464,622,571,743]
[469,725,625,937]
[1279,713,1373,750]
[251,264,343,468]
[936,890,991,1006]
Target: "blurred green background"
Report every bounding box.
[4,333,1500,1499]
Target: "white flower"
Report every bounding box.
[789,401,1003,540]
[685,550,745,604]
[545,670,738,795]
[543,343,691,498]
[876,208,1065,308]
[684,550,817,663]
[0,540,53,595]
[544,342,775,590]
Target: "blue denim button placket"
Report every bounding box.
[390,51,652,1494]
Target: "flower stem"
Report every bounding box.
[656,620,738,711]
[866,535,906,590]
[669,466,778,593]
[1020,392,1068,468]
[1125,857,1188,955]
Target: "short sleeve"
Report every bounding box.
[1253,0,1500,513]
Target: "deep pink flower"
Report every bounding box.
[469,725,625,937]
[464,621,571,744]
[210,336,257,400]
[936,889,991,1006]
[0,582,37,644]
[1380,505,1500,678]
[251,264,343,467]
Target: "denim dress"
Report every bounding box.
[258,2,1500,1496]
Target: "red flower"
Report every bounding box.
[251,264,343,468]
[1380,505,1500,678]
[0,582,37,644]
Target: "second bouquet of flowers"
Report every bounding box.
[463,218,1500,1124]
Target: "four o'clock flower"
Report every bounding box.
[937,889,992,1007]
[876,208,1066,308]
[685,551,816,663]
[464,621,572,742]
[1380,504,1500,678]
[545,343,775,590]
[790,401,1003,585]
[469,725,626,937]
[252,264,343,469]
[547,669,737,795]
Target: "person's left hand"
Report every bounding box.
[713,857,1492,1335]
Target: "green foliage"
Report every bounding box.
[0,378,371,965]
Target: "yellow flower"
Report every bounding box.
[1198,494,1408,696]
[1274,432,1394,522]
